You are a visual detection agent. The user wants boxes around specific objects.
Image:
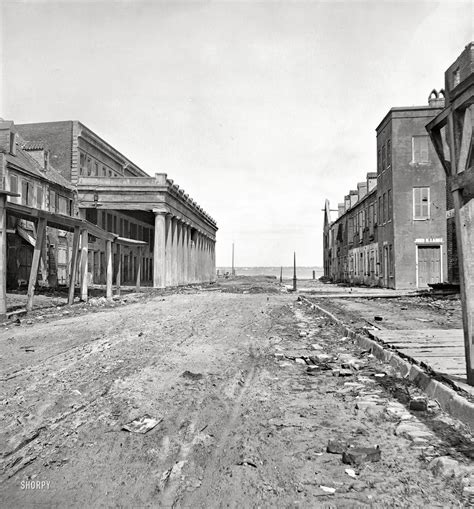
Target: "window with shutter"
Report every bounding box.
[413,187,430,219]
[412,136,430,163]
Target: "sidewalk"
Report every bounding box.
[367,328,473,396]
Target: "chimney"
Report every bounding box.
[428,89,445,108]
[0,120,14,154]
[338,203,345,217]
[344,195,350,211]
[357,182,367,201]
[349,190,358,208]
[44,150,50,170]
[366,172,377,192]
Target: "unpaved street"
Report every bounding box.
[1,279,473,507]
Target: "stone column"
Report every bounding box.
[183,224,189,285]
[211,239,216,282]
[171,217,178,286]
[190,230,196,283]
[80,228,89,301]
[177,220,184,285]
[153,210,166,289]
[165,214,172,287]
[196,233,202,283]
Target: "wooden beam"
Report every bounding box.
[80,229,89,302]
[0,195,7,319]
[448,110,474,385]
[26,217,47,312]
[67,226,81,305]
[106,239,113,299]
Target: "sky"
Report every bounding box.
[1,0,472,267]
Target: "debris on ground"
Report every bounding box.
[122,415,161,434]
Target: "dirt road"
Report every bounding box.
[0,279,472,507]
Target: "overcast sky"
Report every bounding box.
[1,0,471,266]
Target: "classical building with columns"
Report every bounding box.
[15,121,217,289]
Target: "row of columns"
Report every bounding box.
[153,211,216,289]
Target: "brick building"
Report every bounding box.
[0,120,77,288]
[16,121,217,289]
[324,93,449,289]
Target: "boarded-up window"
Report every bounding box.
[10,174,18,202]
[413,187,430,219]
[58,195,68,215]
[412,136,429,163]
[37,187,43,209]
[50,190,56,212]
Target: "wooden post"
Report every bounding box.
[26,217,47,312]
[447,110,474,385]
[280,266,283,284]
[67,226,81,305]
[116,243,122,296]
[135,247,142,292]
[0,195,7,319]
[106,239,113,299]
[80,229,89,302]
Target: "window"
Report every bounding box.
[378,196,382,225]
[387,189,392,221]
[10,174,18,202]
[453,67,461,87]
[382,145,386,170]
[94,162,99,176]
[102,166,107,176]
[382,193,387,224]
[87,158,92,176]
[37,187,44,209]
[387,140,391,168]
[377,149,382,174]
[58,195,68,215]
[413,187,430,219]
[412,136,429,163]
[49,190,56,212]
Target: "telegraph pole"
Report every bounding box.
[292,252,297,291]
[280,266,283,283]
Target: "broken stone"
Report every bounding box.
[334,369,353,377]
[429,456,474,479]
[319,485,336,494]
[181,371,204,381]
[409,397,428,411]
[294,358,306,365]
[327,439,348,454]
[122,415,161,434]
[345,468,357,479]
[342,446,381,465]
[395,422,432,442]
[311,344,322,350]
[374,316,383,321]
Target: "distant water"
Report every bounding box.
[217,266,324,280]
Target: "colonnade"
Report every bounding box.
[153,210,216,288]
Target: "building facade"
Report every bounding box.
[16,121,217,289]
[0,120,77,288]
[324,94,449,289]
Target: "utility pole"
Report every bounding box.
[231,243,235,276]
[293,252,297,292]
[280,266,283,283]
